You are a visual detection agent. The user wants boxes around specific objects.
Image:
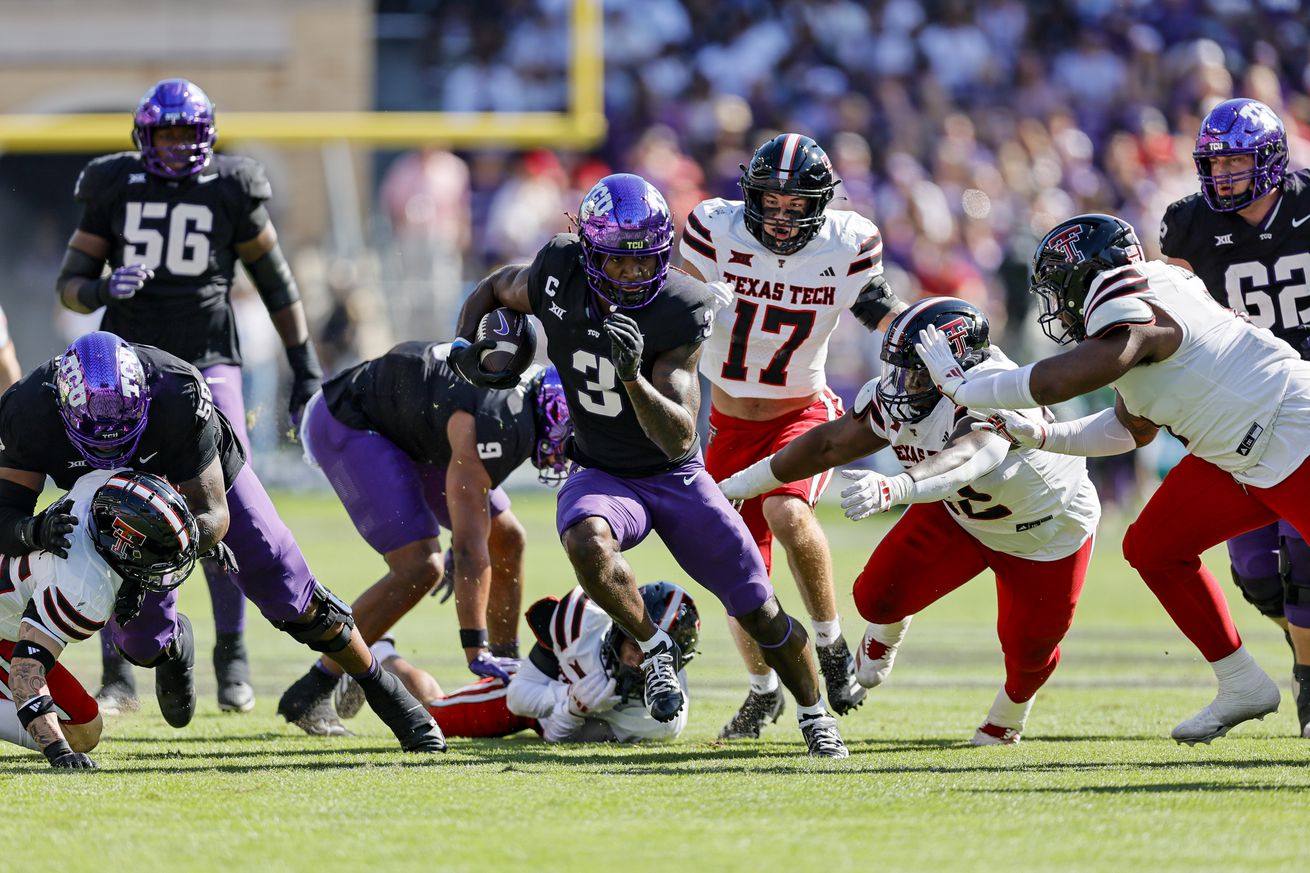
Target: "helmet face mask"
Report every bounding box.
[55,332,151,469]
[89,472,199,593]
[877,298,990,424]
[531,366,572,486]
[1029,214,1144,345]
[577,174,673,309]
[603,582,700,702]
[132,78,216,180]
[1193,98,1288,213]
[740,133,837,255]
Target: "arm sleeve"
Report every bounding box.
[902,435,1010,504]
[678,203,720,279]
[1039,406,1138,457]
[951,363,1038,411]
[505,657,566,719]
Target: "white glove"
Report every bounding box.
[839,469,914,521]
[717,456,784,501]
[914,324,967,401]
[567,670,619,717]
[970,408,1045,449]
[706,280,736,313]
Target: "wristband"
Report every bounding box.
[13,639,56,672]
[460,628,489,649]
[17,694,56,729]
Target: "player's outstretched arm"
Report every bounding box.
[612,328,700,460]
[172,456,231,554]
[454,264,533,339]
[10,622,95,768]
[719,411,887,501]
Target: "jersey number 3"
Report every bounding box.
[721,300,816,386]
[124,202,214,276]
[571,350,623,417]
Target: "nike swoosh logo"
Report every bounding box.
[198,173,219,183]
[493,311,510,336]
[1292,214,1310,228]
[139,451,159,462]
[682,474,697,486]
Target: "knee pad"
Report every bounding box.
[1230,566,1285,619]
[1280,536,1310,606]
[274,582,355,653]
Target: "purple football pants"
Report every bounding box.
[555,455,773,617]
[109,461,319,664]
[1227,520,1310,626]
[301,393,510,555]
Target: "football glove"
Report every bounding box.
[970,408,1045,449]
[717,457,784,501]
[17,499,77,559]
[839,469,913,521]
[567,670,619,717]
[285,340,323,429]
[43,739,97,770]
[468,651,518,685]
[447,337,520,390]
[705,280,736,313]
[105,264,153,301]
[201,541,241,575]
[914,324,968,401]
[602,313,644,382]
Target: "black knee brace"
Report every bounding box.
[1230,566,1285,619]
[275,583,355,653]
[1279,535,1310,608]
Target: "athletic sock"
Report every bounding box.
[749,671,780,695]
[370,638,400,664]
[1211,645,1263,692]
[796,700,829,721]
[812,618,842,648]
[638,628,674,654]
[350,657,383,686]
[983,687,1033,730]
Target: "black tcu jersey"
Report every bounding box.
[1161,168,1310,358]
[0,344,244,491]
[525,234,713,476]
[322,341,536,486]
[74,151,272,369]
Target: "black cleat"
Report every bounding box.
[817,637,867,715]
[155,614,197,728]
[719,687,785,739]
[1294,664,1310,740]
[800,713,850,758]
[641,640,685,723]
[278,665,347,736]
[360,667,446,752]
[213,632,255,713]
[95,654,140,716]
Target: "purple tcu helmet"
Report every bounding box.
[531,365,572,486]
[132,78,217,179]
[54,332,151,469]
[577,173,673,309]
[1193,98,1288,212]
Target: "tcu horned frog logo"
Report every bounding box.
[109,516,147,559]
[1044,226,1084,263]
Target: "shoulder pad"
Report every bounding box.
[852,378,879,419]
[524,596,560,649]
[1084,265,1154,338]
[73,153,138,202]
[1158,196,1199,257]
[827,210,880,251]
[218,155,272,201]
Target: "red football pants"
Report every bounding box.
[427,677,540,738]
[705,388,843,574]
[853,502,1093,703]
[1123,452,1310,661]
[0,640,99,724]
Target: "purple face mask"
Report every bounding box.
[1193,98,1288,212]
[577,173,673,309]
[532,367,572,485]
[55,332,151,469]
[132,78,217,179]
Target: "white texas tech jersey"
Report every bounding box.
[854,349,1100,561]
[681,198,883,399]
[1092,260,1310,487]
[0,469,121,647]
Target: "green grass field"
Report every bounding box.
[7,490,1308,872]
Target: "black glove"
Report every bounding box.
[603,313,644,382]
[429,547,455,603]
[114,579,145,624]
[202,541,240,575]
[285,341,323,428]
[43,739,97,770]
[447,338,520,390]
[17,499,77,559]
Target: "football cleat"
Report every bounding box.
[278,665,340,732]
[719,687,786,740]
[1293,664,1310,740]
[360,668,446,752]
[971,723,1022,746]
[95,655,140,716]
[334,673,367,720]
[817,637,866,715]
[1171,671,1280,745]
[155,613,197,728]
[854,617,912,688]
[213,632,255,713]
[641,639,685,723]
[799,713,850,758]
[293,695,354,738]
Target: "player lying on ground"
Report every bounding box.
[720,298,1099,744]
[341,582,701,744]
[278,346,570,735]
[917,212,1310,742]
[1160,98,1310,734]
[680,132,910,737]
[449,173,848,756]
[57,79,326,714]
[0,333,444,751]
[0,469,198,769]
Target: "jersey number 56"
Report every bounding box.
[124,202,214,277]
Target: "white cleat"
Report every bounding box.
[970,689,1033,746]
[1171,671,1280,745]
[854,617,912,689]
[971,723,1022,746]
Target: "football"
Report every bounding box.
[475,307,538,379]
